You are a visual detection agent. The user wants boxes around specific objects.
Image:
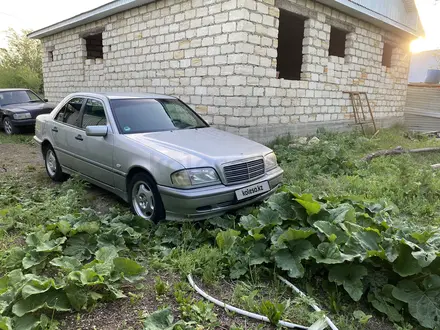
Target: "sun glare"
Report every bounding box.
[411,0,440,53]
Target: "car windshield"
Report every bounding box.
[0,90,43,106]
[110,98,209,134]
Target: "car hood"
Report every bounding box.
[2,102,55,113]
[125,127,272,168]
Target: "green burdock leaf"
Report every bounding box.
[113,257,145,278]
[106,284,126,299]
[257,208,282,227]
[327,203,355,223]
[368,285,403,323]
[74,221,100,235]
[64,233,97,261]
[8,270,24,288]
[21,276,61,299]
[216,229,240,252]
[65,284,88,311]
[0,316,12,330]
[22,251,50,270]
[95,246,118,263]
[393,244,422,277]
[314,242,357,264]
[328,264,368,301]
[3,248,25,271]
[274,240,314,278]
[266,192,297,220]
[393,275,440,329]
[12,289,71,317]
[57,220,71,236]
[249,242,269,266]
[142,308,185,330]
[230,261,248,280]
[294,194,321,215]
[35,237,66,252]
[240,214,259,231]
[50,256,82,271]
[278,227,315,242]
[68,269,103,285]
[343,230,381,260]
[313,221,348,244]
[411,231,435,244]
[383,238,399,262]
[25,231,51,247]
[412,248,437,268]
[0,277,8,295]
[11,314,37,330]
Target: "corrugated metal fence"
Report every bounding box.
[405,84,440,131]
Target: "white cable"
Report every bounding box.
[187,274,308,329]
[277,275,339,330]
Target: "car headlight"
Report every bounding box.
[13,112,32,120]
[171,168,220,188]
[264,152,278,171]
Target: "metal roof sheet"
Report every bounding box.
[28,0,422,39]
[28,0,155,39]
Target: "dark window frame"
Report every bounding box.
[84,33,103,60]
[382,43,393,68]
[329,26,348,58]
[276,9,306,81]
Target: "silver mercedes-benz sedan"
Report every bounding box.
[34,92,283,222]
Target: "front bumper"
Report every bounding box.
[10,118,36,127]
[158,166,284,221]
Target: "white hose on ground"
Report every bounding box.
[187,274,309,329]
[277,275,339,330]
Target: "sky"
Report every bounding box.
[0,0,112,48]
[0,0,439,53]
[411,0,440,52]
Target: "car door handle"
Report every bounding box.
[75,134,83,141]
[52,127,58,133]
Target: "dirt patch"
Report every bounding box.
[60,272,274,330]
[0,142,42,175]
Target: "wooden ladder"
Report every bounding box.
[345,92,377,135]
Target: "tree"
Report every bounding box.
[0,28,43,93]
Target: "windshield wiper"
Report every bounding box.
[186,126,206,130]
[29,100,43,103]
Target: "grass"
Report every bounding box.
[273,127,440,225]
[0,131,34,144]
[1,127,440,329]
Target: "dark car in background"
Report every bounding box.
[0,89,55,135]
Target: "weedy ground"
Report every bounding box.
[0,126,439,330]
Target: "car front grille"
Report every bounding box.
[223,158,265,184]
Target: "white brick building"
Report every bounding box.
[29,0,423,142]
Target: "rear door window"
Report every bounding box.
[55,98,84,127]
[81,99,107,128]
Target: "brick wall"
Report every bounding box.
[41,0,412,142]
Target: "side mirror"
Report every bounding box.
[44,98,49,102]
[86,125,108,137]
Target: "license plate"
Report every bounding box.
[235,181,270,201]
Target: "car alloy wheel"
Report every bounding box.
[46,149,58,177]
[132,181,156,220]
[3,117,14,135]
[44,146,66,182]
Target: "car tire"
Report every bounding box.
[44,145,66,182]
[3,117,18,135]
[128,172,165,223]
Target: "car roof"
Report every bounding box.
[0,89,31,92]
[70,92,177,100]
